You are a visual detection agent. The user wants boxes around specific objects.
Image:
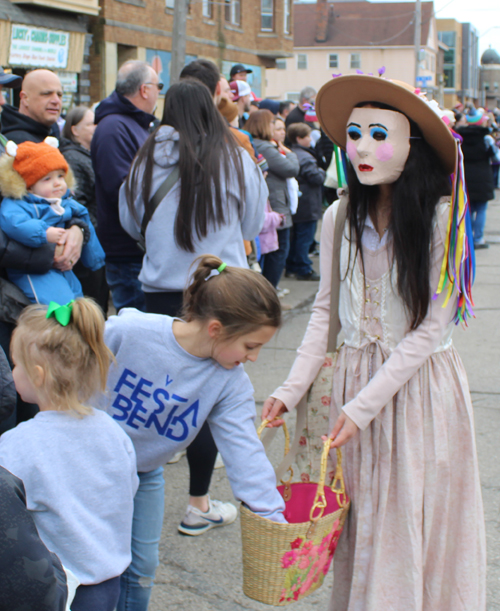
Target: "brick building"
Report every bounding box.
[89,0,294,107]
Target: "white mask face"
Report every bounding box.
[346,108,411,185]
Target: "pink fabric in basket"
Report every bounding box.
[277,483,346,524]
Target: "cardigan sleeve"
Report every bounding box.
[272,202,458,433]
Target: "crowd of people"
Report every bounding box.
[0,57,497,611]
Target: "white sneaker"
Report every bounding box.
[276,287,290,299]
[178,497,237,536]
[167,450,186,464]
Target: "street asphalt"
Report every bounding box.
[150,191,500,610]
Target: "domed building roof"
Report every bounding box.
[481,48,500,65]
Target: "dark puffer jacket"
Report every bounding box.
[291,144,326,223]
[455,125,495,202]
[60,138,97,228]
[0,104,59,144]
[0,466,68,611]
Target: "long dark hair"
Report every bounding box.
[125,78,245,252]
[347,104,451,329]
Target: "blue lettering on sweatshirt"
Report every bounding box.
[110,367,199,441]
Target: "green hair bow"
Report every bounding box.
[46,300,74,326]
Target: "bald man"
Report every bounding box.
[0,69,62,144]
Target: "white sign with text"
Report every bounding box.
[9,25,69,69]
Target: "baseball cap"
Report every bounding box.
[0,67,22,88]
[230,80,252,100]
[230,63,253,78]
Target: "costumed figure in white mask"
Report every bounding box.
[263,74,486,610]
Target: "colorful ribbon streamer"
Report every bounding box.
[434,139,475,325]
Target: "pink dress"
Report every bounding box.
[272,200,486,611]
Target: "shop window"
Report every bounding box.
[284,0,291,34]
[297,54,307,70]
[329,53,338,68]
[350,53,361,69]
[443,48,454,64]
[443,66,455,88]
[276,59,287,70]
[261,0,274,31]
[438,31,455,48]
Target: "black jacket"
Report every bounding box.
[91,91,155,260]
[455,125,495,202]
[0,466,67,611]
[0,346,16,424]
[0,104,55,144]
[291,145,326,223]
[60,139,97,228]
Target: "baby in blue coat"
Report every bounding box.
[0,138,105,304]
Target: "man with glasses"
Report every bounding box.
[91,60,161,312]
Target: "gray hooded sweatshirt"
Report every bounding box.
[118,126,268,292]
[102,309,286,523]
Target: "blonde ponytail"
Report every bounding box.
[12,298,113,415]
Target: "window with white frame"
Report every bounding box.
[261,0,274,31]
[284,0,291,34]
[287,92,300,103]
[276,58,287,70]
[166,0,174,8]
[297,53,307,70]
[225,0,240,25]
[350,53,361,69]
[329,53,338,68]
[202,0,213,19]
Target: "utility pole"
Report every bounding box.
[414,0,421,88]
[170,0,188,85]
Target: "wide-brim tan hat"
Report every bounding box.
[316,75,457,175]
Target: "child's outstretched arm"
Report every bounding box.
[207,370,286,523]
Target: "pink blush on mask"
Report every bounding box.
[375,142,394,162]
[346,141,357,161]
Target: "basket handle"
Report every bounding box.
[306,441,346,539]
[257,419,294,500]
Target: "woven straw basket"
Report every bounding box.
[241,420,350,606]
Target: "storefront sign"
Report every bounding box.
[9,25,69,69]
[58,72,78,93]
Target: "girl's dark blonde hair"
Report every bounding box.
[11,298,113,416]
[183,255,282,339]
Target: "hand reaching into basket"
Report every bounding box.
[323,412,359,448]
[261,397,288,427]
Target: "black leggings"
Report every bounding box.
[145,291,218,496]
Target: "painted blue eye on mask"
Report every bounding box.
[347,125,362,141]
[370,126,388,141]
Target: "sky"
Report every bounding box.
[296,0,500,57]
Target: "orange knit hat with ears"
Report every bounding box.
[10,138,69,189]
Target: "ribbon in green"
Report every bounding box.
[46,300,74,326]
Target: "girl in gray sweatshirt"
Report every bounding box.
[0,298,138,611]
[102,255,287,611]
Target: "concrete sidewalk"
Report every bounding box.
[150,192,500,610]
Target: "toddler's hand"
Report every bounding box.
[54,243,65,258]
[46,227,67,244]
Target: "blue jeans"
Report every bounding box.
[260,227,290,288]
[118,467,165,611]
[106,261,146,312]
[72,576,121,611]
[286,220,317,277]
[470,201,488,244]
